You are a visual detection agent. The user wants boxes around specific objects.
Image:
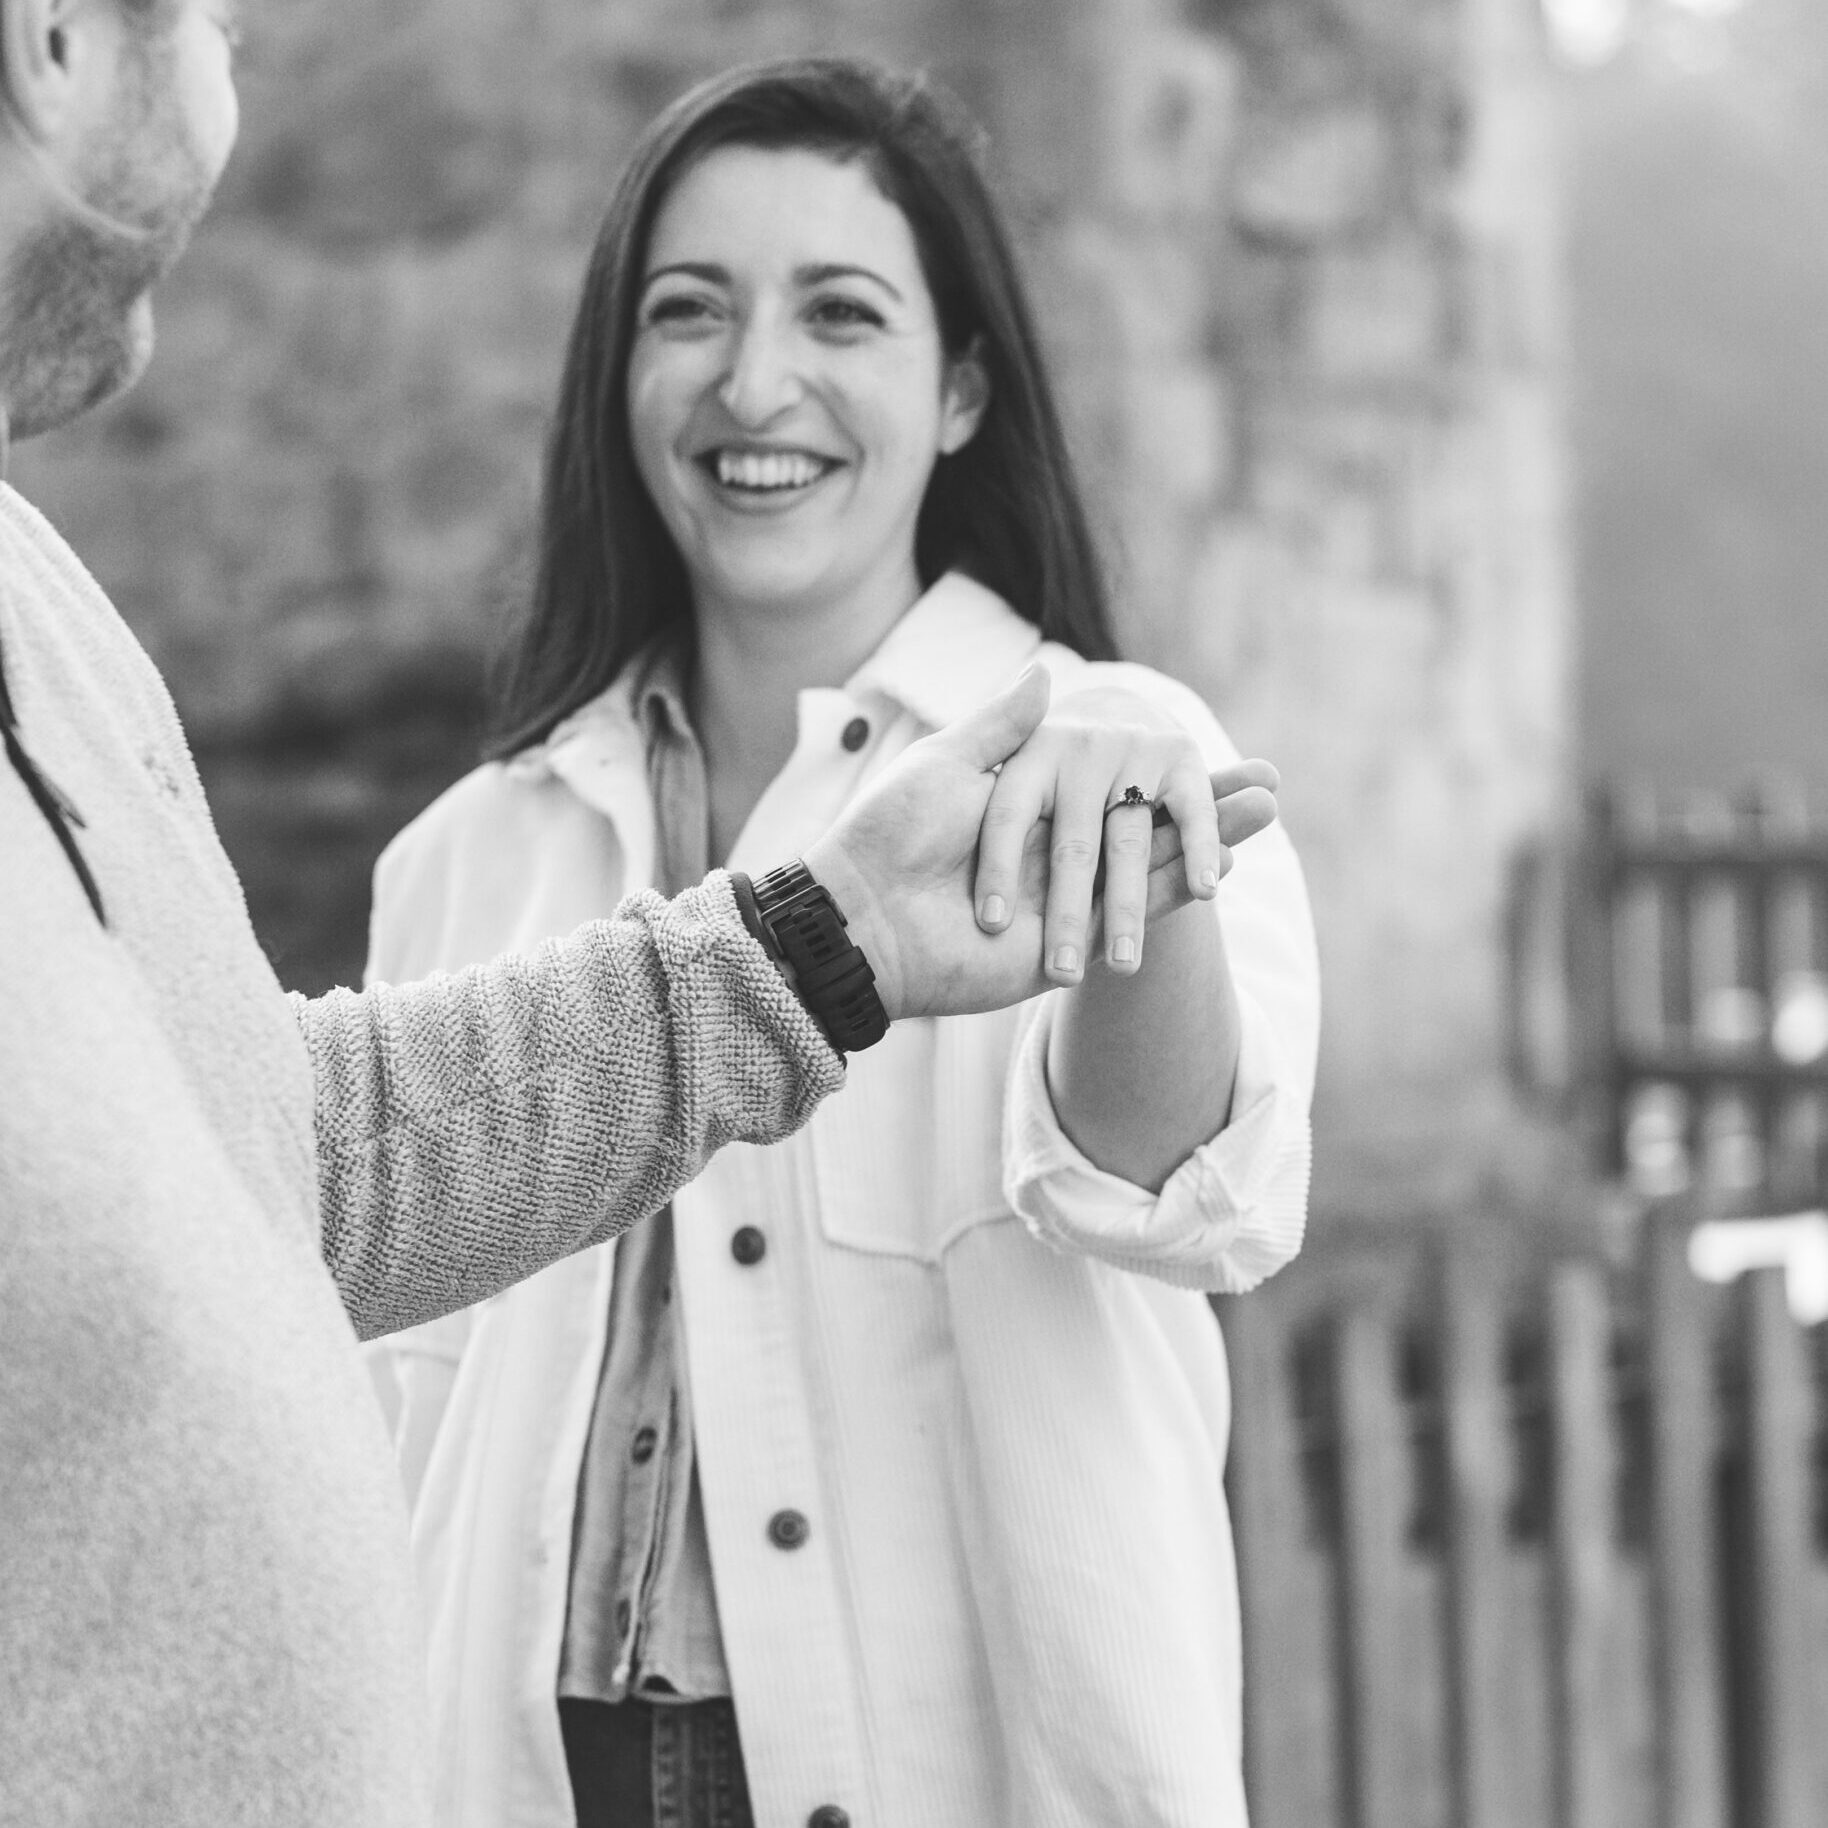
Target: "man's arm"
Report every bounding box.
[302,669,1052,1336]
[300,873,840,1341]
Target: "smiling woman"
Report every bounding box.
[488,58,1120,767]
[365,56,1319,1828]
[628,149,983,636]
[624,145,988,845]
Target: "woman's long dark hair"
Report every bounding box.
[489,56,1119,758]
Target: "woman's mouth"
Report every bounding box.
[701,448,839,495]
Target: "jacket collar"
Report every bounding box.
[518,570,1045,811]
[845,572,1044,731]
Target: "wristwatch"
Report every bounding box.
[730,860,890,1054]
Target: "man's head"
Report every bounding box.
[0,0,239,439]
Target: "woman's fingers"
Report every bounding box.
[1042,776,1110,983]
[1148,764,1281,869]
[1155,753,1228,903]
[1217,782,1279,850]
[974,759,1049,932]
[1098,787,1158,974]
[974,708,1285,980]
[1210,757,1280,800]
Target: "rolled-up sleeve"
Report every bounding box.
[1002,729,1321,1293]
[1004,982,1311,1291]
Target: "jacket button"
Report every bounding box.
[840,716,870,753]
[768,1508,810,1551]
[731,1225,767,1266]
[809,1808,850,1828]
[630,1425,658,1465]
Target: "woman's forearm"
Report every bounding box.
[1045,897,1240,1193]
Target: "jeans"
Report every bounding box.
[559,1696,756,1828]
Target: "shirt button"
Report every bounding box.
[768,1508,810,1551]
[630,1425,658,1465]
[840,716,870,753]
[809,1808,851,1828]
[730,1226,767,1266]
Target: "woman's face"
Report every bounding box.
[626,145,985,628]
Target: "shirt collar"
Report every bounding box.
[527,639,681,783]
[630,637,695,751]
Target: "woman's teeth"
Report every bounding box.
[713,450,830,491]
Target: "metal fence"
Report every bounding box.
[1220,1203,1828,1828]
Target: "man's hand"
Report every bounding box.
[802,667,1279,1021]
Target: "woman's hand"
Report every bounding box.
[971,682,1280,982]
[801,667,1232,1021]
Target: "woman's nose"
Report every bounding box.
[717,317,803,425]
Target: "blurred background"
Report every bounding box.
[19,0,1828,1821]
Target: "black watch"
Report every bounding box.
[730,860,890,1054]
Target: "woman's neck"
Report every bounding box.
[688,566,922,863]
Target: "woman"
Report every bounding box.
[368,57,1319,1828]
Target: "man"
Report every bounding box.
[0,4,1269,1824]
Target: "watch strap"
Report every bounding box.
[730,860,889,1053]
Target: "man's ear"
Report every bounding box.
[1,0,85,147]
[938,337,991,457]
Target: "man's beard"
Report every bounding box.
[0,209,193,439]
[0,23,215,441]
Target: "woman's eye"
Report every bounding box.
[808,296,884,332]
[644,294,718,330]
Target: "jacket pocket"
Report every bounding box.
[809,1009,1021,1263]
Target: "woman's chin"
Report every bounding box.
[690,553,847,619]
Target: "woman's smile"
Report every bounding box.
[698,443,844,503]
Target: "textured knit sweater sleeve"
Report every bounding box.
[294,873,845,1341]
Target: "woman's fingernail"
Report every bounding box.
[981,894,1006,927]
[1200,868,1219,892]
[1053,945,1079,975]
[1112,936,1136,965]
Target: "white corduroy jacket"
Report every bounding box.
[366,576,1321,1828]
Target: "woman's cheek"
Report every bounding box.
[625,366,682,502]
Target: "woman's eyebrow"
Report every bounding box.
[642,261,730,289]
[641,261,906,304]
[797,263,904,302]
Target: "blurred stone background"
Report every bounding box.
[17,0,1580,1230]
[1566,0,1828,796]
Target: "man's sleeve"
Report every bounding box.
[293,872,844,1341]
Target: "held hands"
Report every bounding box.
[972,680,1278,982]
[804,665,1280,1022]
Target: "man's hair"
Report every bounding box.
[488,55,1118,759]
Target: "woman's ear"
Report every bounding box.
[2,0,85,147]
[938,337,990,456]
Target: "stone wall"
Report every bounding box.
[13,0,1578,1226]
[978,0,1581,1220]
